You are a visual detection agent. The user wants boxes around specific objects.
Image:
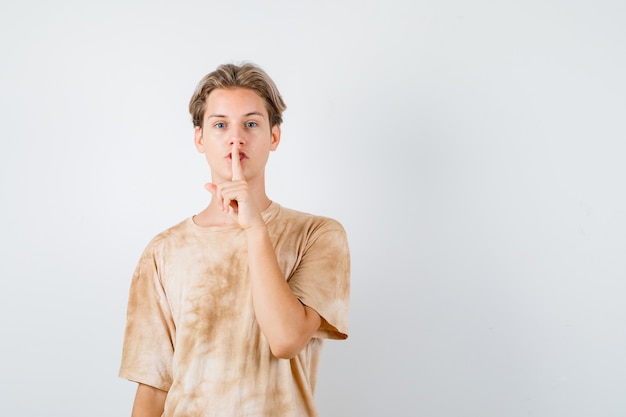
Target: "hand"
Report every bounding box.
[204,143,264,230]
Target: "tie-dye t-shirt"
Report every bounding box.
[119,202,350,417]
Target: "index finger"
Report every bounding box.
[231,142,244,181]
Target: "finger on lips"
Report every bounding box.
[231,142,244,181]
[205,143,246,213]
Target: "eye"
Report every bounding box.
[214,122,226,129]
[246,121,258,128]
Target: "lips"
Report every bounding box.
[228,151,247,161]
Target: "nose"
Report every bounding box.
[228,126,246,146]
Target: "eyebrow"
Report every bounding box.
[207,111,266,119]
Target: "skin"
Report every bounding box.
[131,87,321,416]
[131,384,166,417]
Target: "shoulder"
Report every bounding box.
[141,218,193,255]
[272,204,347,241]
[275,203,344,227]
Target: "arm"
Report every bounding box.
[245,224,322,358]
[120,248,174,416]
[131,383,167,417]
[208,142,321,359]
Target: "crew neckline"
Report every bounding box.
[188,201,281,232]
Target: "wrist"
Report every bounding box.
[243,222,268,235]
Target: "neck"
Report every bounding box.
[195,178,272,227]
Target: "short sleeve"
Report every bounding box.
[288,219,350,340]
[119,241,175,391]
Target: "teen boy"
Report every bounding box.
[119,63,350,417]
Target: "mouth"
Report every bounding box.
[227,151,247,161]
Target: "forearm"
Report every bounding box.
[245,225,321,359]
[131,384,167,417]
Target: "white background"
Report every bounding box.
[1,1,625,416]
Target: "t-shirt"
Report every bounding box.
[119,202,350,417]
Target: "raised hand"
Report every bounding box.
[204,142,264,230]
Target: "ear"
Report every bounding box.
[194,126,204,153]
[270,125,281,151]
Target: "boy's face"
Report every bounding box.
[194,88,280,184]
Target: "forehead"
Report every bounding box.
[205,88,268,118]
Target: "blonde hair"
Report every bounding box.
[189,63,287,128]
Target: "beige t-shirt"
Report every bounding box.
[119,202,350,417]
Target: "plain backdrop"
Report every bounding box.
[1,1,625,416]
